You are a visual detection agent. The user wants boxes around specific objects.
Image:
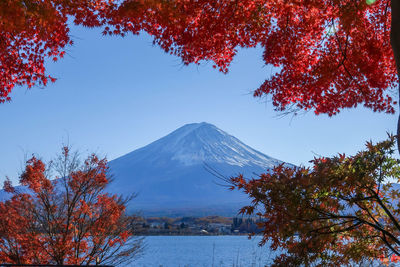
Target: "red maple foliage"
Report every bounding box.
[1,0,398,117]
[0,147,143,265]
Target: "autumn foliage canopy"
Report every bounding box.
[0,147,142,265]
[1,0,398,116]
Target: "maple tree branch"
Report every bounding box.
[391,0,400,76]
[307,219,361,235]
[354,201,382,229]
[381,233,400,257]
[366,187,400,234]
[311,206,400,246]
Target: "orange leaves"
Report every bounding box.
[20,157,53,193]
[231,136,400,265]
[2,177,14,193]
[0,146,141,265]
[0,192,39,264]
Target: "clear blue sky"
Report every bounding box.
[0,25,397,184]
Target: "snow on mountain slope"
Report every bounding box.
[111,122,284,168]
[108,122,293,216]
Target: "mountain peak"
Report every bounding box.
[114,122,283,168]
[169,122,221,139]
[107,123,292,216]
[182,122,215,128]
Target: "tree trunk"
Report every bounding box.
[391,0,400,151]
[391,0,400,152]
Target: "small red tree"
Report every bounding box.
[231,136,400,265]
[0,147,143,265]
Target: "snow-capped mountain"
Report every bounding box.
[111,122,283,168]
[108,122,293,216]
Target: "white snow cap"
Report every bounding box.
[118,122,284,168]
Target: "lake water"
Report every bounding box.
[132,235,276,267]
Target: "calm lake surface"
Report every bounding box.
[132,235,275,267]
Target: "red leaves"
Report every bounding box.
[0,196,41,264]
[254,0,396,115]
[68,161,108,194]
[2,177,14,193]
[20,157,53,193]
[0,0,70,101]
[143,0,396,115]
[1,0,396,116]
[0,147,140,265]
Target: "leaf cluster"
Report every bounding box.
[1,0,397,116]
[0,147,143,266]
[231,135,400,266]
